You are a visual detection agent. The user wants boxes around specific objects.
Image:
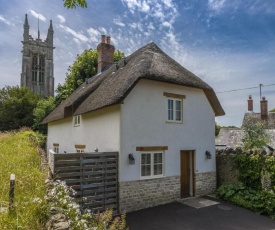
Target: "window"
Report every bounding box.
[167,98,182,122]
[53,143,59,153]
[75,144,85,153]
[140,152,164,179]
[32,54,45,83]
[73,115,80,126]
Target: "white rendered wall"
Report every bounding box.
[120,79,216,182]
[47,105,120,153]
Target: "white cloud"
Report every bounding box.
[121,0,150,13]
[87,27,101,43]
[208,0,226,11]
[162,21,172,28]
[0,15,14,26]
[29,10,46,21]
[113,18,125,27]
[57,15,66,23]
[59,24,89,43]
[98,27,107,35]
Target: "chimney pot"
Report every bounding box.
[106,36,111,44]
[101,35,106,43]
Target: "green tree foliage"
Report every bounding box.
[33,97,56,134]
[242,116,270,151]
[215,122,221,136]
[269,108,275,112]
[63,0,87,8]
[55,49,124,105]
[0,86,41,131]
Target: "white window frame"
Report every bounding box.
[73,115,81,126]
[140,151,165,179]
[167,97,183,123]
[53,146,59,153]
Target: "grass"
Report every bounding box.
[0,129,48,229]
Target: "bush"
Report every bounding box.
[217,183,275,219]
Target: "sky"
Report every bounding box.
[1,0,275,127]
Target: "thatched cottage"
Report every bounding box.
[43,36,224,212]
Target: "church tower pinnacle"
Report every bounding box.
[20,14,55,98]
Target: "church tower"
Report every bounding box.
[20,14,55,97]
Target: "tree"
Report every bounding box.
[215,122,221,136]
[242,116,270,151]
[0,86,41,131]
[63,0,87,8]
[55,49,124,105]
[33,97,56,134]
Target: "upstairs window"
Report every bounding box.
[73,115,81,126]
[164,92,185,123]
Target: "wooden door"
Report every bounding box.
[180,150,194,198]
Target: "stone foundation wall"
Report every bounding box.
[119,176,180,212]
[195,171,216,196]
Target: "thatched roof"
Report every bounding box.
[43,42,224,124]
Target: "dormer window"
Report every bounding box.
[73,115,80,126]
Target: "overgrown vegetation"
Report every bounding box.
[217,153,275,219]
[0,130,127,229]
[242,115,270,151]
[47,180,127,229]
[0,129,48,229]
[217,183,275,219]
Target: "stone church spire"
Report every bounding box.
[23,14,29,42]
[20,14,55,98]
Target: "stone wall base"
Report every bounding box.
[119,176,180,212]
[195,171,216,196]
[119,172,216,212]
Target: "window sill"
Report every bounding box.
[140,175,165,180]
[166,120,183,124]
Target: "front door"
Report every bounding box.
[180,150,195,198]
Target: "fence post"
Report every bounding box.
[9,174,15,211]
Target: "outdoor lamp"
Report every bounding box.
[129,153,135,165]
[205,151,212,159]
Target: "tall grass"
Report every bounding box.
[0,129,48,229]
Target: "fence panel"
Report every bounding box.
[51,152,119,214]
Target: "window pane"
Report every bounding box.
[141,153,151,164]
[175,100,182,121]
[154,153,162,163]
[141,165,151,176]
[168,99,174,120]
[154,164,162,175]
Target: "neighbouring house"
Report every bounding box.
[43,35,225,212]
[216,95,275,150]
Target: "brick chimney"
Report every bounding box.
[260,96,268,120]
[97,35,115,73]
[247,95,253,112]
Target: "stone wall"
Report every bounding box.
[195,171,216,196]
[119,176,180,212]
[216,154,239,187]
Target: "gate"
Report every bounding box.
[49,151,119,214]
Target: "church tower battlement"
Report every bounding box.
[21,14,55,97]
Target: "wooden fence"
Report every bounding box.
[48,151,119,214]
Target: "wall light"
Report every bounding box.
[205,151,212,159]
[129,153,135,165]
